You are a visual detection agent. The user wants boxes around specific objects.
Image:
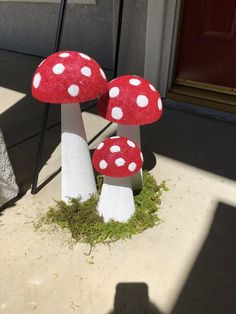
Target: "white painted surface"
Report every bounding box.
[117,124,143,190]
[0,129,19,206]
[61,103,96,202]
[98,176,135,222]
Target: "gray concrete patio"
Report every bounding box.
[0,50,236,314]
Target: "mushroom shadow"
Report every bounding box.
[171,202,236,314]
[109,282,162,314]
[142,145,156,171]
[142,106,236,181]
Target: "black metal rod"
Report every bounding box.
[54,0,67,52]
[31,0,67,194]
[114,0,124,78]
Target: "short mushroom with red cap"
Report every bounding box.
[32,51,108,202]
[97,75,162,189]
[92,136,143,222]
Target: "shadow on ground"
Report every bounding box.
[170,201,236,314]
[109,282,162,314]
[141,106,236,181]
[109,202,236,314]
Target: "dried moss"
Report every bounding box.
[38,171,168,246]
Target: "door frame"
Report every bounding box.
[144,0,182,97]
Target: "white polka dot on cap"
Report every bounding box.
[81,66,92,77]
[115,158,125,167]
[109,87,120,98]
[129,78,141,86]
[33,73,41,88]
[59,52,70,58]
[52,63,65,75]
[149,83,156,91]
[158,98,162,110]
[39,59,45,67]
[97,142,104,150]
[110,145,121,153]
[127,140,135,148]
[99,160,107,169]
[111,107,123,120]
[140,152,144,162]
[128,162,137,172]
[68,84,79,97]
[79,53,91,60]
[136,95,149,108]
[100,68,106,79]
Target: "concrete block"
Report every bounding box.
[0,130,19,207]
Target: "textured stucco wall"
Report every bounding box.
[113,0,147,76]
[0,0,113,69]
[0,0,148,73]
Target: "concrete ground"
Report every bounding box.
[1,50,236,314]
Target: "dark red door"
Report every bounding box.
[176,0,236,89]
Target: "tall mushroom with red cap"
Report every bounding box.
[32,51,108,202]
[97,75,163,189]
[92,136,143,222]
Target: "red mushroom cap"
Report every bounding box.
[97,75,163,125]
[92,136,143,177]
[32,51,108,104]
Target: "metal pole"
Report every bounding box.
[31,0,67,194]
[54,0,68,52]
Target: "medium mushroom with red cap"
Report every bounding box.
[97,75,162,189]
[32,51,108,202]
[92,136,143,222]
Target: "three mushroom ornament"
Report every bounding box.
[32,51,163,223]
[32,51,108,202]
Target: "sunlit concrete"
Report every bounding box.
[0,86,26,114]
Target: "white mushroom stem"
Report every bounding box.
[61,103,97,202]
[117,124,143,191]
[98,176,135,223]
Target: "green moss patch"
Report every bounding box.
[37,171,167,246]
